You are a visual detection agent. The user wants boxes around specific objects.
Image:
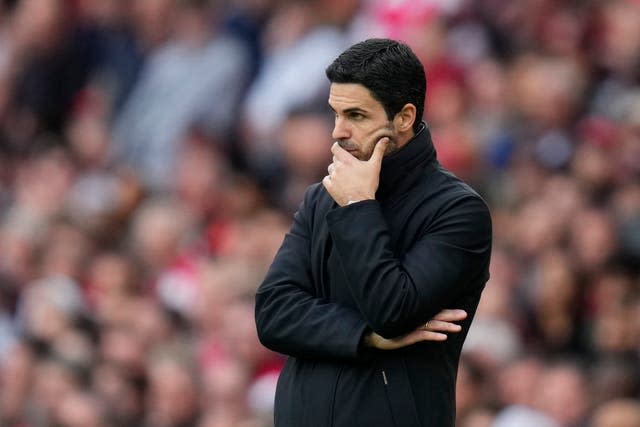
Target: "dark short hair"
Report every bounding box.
[325,38,426,132]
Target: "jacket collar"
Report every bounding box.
[376,122,436,201]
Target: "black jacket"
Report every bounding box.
[255,124,492,427]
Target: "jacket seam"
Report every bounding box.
[329,366,343,427]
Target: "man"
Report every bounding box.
[255,39,492,427]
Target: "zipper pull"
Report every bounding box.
[381,370,388,385]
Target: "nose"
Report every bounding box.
[332,116,350,141]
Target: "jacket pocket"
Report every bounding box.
[379,357,422,427]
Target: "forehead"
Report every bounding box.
[328,83,383,111]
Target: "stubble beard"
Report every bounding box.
[338,122,398,161]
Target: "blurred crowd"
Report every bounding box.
[0,0,639,426]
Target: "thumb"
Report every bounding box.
[369,137,389,164]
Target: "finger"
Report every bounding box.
[433,309,468,322]
[368,137,389,164]
[327,163,334,175]
[397,329,447,347]
[423,320,462,333]
[419,331,447,342]
[331,142,354,163]
[322,175,332,191]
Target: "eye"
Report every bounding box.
[349,112,364,120]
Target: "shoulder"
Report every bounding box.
[426,164,489,209]
[416,164,492,235]
[300,182,329,206]
[293,182,335,223]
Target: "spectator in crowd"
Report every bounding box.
[592,399,640,427]
[240,0,366,176]
[111,0,250,190]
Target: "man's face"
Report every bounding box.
[328,83,399,160]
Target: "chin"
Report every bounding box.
[346,149,362,159]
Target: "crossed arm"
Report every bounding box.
[363,309,467,350]
[254,187,486,360]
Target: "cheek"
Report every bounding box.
[359,139,378,160]
[352,119,393,147]
[350,124,369,141]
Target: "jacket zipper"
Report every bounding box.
[382,369,388,385]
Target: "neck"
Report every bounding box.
[396,129,416,149]
[376,122,434,201]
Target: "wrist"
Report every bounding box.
[361,331,374,348]
[344,196,374,206]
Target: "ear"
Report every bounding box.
[393,103,417,132]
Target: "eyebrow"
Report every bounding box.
[328,104,368,115]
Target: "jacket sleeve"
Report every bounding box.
[325,194,492,339]
[255,187,370,360]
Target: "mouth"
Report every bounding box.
[337,141,358,152]
[344,148,359,158]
